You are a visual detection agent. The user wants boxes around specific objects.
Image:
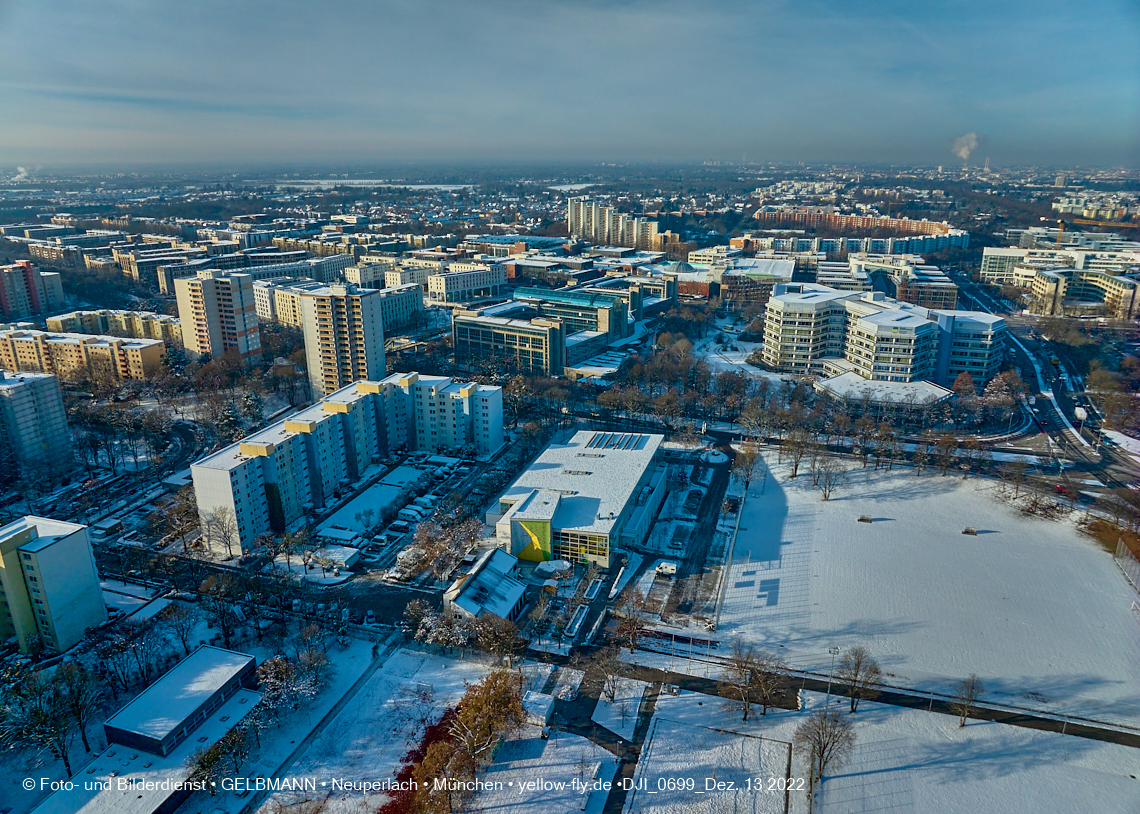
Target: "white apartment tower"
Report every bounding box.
[0,372,71,469]
[0,516,107,653]
[174,271,261,362]
[299,284,386,397]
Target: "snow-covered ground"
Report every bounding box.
[716,454,1140,726]
[592,677,648,741]
[319,482,405,533]
[626,717,789,814]
[1104,429,1140,462]
[260,649,493,813]
[472,728,619,814]
[650,689,1140,814]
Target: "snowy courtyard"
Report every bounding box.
[716,454,1140,726]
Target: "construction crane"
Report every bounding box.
[1074,218,1139,229]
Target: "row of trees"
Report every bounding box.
[403,601,527,666]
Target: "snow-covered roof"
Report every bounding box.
[499,430,663,537]
[103,646,255,742]
[445,547,526,619]
[815,372,953,405]
[31,687,260,814]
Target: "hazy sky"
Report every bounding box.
[0,0,1137,168]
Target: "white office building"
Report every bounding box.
[427,265,507,303]
[492,431,666,568]
[762,284,1005,388]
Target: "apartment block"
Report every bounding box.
[375,283,424,331]
[344,261,393,288]
[47,309,183,347]
[386,265,433,289]
[0,261,65,321]
[378,371,504,456]
[0,372,71,468]
[567,198,662,251]
[427,265,507,303]
[300,284,386,397]
[191,375,503,552]
[0,517,107,653]
[174,271,261,361]
[251,278,325,326]
[0,330,165,382]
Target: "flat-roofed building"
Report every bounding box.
[761,286,1006,388]
[0,516,106,653]
[344,260,393,288]
[427,264,507,303]
[299,284,386,397]
[375,283,425,331]
[453,313,566,376]
[761,284,855,373]
[31,647,261,814]
[0,261,65,321]
[493,431,666,568]
[0,329,165,381]
[47,310,182,347]
[191,375,503,552]
[719,258,796,310]
[0,372,70,468]
[850,254,959,310]
[512,287,630,341]
[386,264,434,289]
[174,271,261,362]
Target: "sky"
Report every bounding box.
[0,0,1137,169]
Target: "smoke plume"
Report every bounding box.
[952,133,980,163]
[12,166,28,182]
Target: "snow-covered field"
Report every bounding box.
[650,689,1140,814]
[473,729,619,814]
[626,717,789,814]
[717,454,1140,726]
[260,649,493,813]
[592,677,648,740]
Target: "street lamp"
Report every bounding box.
[826,647,840,701]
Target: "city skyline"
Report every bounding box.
[0,0,1137,167]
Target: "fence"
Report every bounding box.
[1115,539,1140,595]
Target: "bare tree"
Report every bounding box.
[202,506,240,559]
[1001,457,1030,499]
[57,664,105,753]
[816,457,848,501]
[166,486,199,554]
[200,574,242,647]
[835,646,881,713]
[732,445,763,491]
[0,671,77,776]
[159,603,200,655]
[794,707,856,797]
[613,587,649,653]
[950,674,984,727]
[935,435,959,476]
[784,429,811,478]
[719,637,786,720]
[593,646,623,704]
